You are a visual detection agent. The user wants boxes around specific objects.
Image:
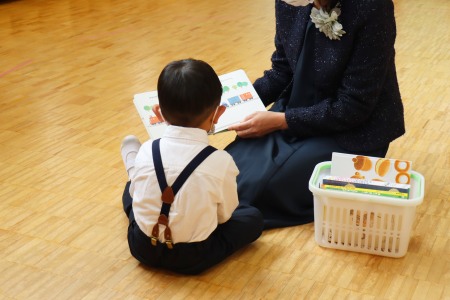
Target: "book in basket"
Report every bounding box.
[330,152,412,185]
[133,69,266,139]
[320,175,410,199]
[325,152,413,199]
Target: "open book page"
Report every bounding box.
[133,69,266,139]
[133,91,166,139]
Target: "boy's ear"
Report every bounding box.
[152,104,165,122]
[213,105,227,124]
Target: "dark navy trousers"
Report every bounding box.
[122,182,263,275]
[226,133,389,229]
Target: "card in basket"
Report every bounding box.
[331,152,412,185]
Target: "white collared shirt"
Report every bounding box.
[130,126,239,243]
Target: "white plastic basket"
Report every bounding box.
[309,161,425,258]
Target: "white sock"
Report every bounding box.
[121,135,141,180]
[125,151,137,179]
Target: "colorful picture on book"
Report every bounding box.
[331,152,412,184]
[133,69,266,139]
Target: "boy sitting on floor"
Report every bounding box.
[120,58,263,275]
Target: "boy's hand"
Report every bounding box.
[228,111,288,138]
[152,104,165,123]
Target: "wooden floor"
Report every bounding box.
[0,0,449,299]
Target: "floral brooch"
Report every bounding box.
[310,3,346,40]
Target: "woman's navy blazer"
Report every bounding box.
[254,0,405,152]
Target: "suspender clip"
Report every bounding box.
[165,240,173,249]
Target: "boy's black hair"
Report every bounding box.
[157,58,222,127]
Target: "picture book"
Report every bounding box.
[330,152,412,185]
[320,184,409,199]
[133,69,266,139]
[320,175,410,199]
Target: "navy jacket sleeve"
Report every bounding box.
[253,1,311,106]
[253,18,293,106]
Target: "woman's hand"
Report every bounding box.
[228,111,288,138]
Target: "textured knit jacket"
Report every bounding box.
[253,0,405,152]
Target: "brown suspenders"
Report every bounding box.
[150,138,216,249]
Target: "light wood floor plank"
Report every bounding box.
[1,0,449,298]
